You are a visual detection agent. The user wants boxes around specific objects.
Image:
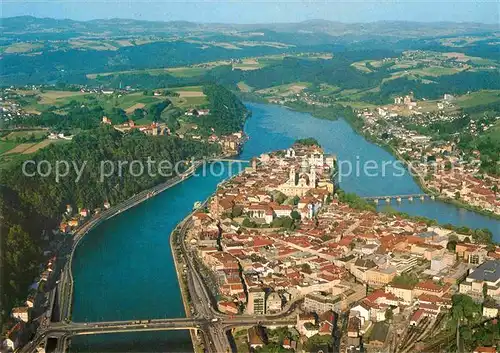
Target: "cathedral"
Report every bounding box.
[278,159,317,197]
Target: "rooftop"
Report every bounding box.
[468,260,500,282]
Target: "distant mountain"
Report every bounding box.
[1,16,498,40]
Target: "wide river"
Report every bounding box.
[71,103,499,351]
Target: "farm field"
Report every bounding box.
[237,81,253,92]
[256,82,312,96]
[454,90,500,109]
[0,140,21,154]
[84,52,331,80]
[2,129,48,141]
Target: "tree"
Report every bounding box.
[242,218,256,228]
[391,272,419,287]
[295,137,320,146]
[231,205,244,218]
[301,263,312,274]
[385,308,394,322]
[290,210,301,220]
[455,191,461,200]
[483,283,488,298]
[273,191,287,205]
[447,240,457,251]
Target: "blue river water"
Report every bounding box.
[70,102,499,351]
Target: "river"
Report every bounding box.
[70,102,499,351]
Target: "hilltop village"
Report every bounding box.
[184,142,500,353]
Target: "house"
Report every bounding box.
[473,347,497,353]
[347,316,361,338]
[385,283,414,304]
[410,308,425,326]
[102,116,112,125]
[103,201,111,209]
[297,313,316,336]
[482,301,499,318]
[318,310,336,336]
[59,222,70,233]
[282,338,294,349]
[414,280,450,297]
[247,326,266,349]
[218,301,239,314]
[79,209,89,217]
[350,302,370,324]
[11,307,29,322]
[2,323,23,351]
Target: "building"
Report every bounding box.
[385,283,414,304]
[304,292,343,314]
[366,266,397,287]
[473,347,497,353]
[266,291,282,313]
[11,307,29,322]
[247,326,265,349]
[459,260,500,300]
[482,303,499,318]
[247,288,266,315]
[277,163,317,197]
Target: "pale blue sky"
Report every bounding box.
[1,0,499,24]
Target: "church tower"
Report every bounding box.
[310,168,316,187]
[289,167,297,185]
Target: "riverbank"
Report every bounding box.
[276,100,500,221]
[386,141,500,221]
[170,219,198,353]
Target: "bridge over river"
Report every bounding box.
[21,316,296,353]
[362,193,435,203]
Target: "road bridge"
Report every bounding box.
[209,158,250,163]
[363,193,435,203]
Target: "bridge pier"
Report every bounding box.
[408,196,413,202]
[396,197,402,203]
[420,195,425,201]
[385,197,391,204]
[373,199,379,205]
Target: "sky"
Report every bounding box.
[1,0,499,24]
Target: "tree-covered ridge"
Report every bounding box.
[0,127,220,325]
[198,84,248,135]
[3,127,220,219]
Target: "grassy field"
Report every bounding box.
[3,130,48,141]
[2,42,44,54]
[166,67,208,77]
[84,52,328,80]
[454,90,500,109]
[0,140,21,154]
[237,81,253,92]
[256,82,312,96]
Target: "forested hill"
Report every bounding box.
[201,84,248,134]
[0,81,249,324]
[0,128,221,325]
